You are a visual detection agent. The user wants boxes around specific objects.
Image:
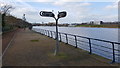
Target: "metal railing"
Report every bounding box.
[33,28,120,63]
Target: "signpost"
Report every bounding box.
[39,11,67,56]
[40,11,55,17]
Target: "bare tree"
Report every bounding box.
[0,4,14,15]
[0,4,14,27]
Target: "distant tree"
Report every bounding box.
[0,4,14,15]
[0,4,14,27]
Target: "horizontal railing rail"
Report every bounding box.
[33,28,120,63]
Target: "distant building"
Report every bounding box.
[68,24,75,27]
[68,23,79,27]
[81,21,119,25]
[90,21,103,25]
[101,21,119,25]
[81,22,89,25]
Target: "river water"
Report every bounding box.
[32,26,120,62]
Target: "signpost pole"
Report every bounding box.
[54,18,59,56]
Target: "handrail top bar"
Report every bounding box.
[39,29,120,44]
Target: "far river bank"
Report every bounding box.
[75,24,119,28]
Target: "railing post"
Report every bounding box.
[59,33,62,42]
[43,30,45,35]
[47,30,49,36]
[74,35,77,48]
[40,29,41,34]
[45,30,47,36]
[44,30,45,35]
[42,29,43,35]
[65,34,68,44]
[42,29,44,35]
[48,30,50,37]
[88,38,92,54]
[46,30,47,36]
[54,32,56,40]
[40,29,42,34]
[50,31,53,38]
[111,42,115,63]
[45,30,46,35]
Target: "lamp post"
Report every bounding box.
[22,14,26,29]
[39,11,67,56]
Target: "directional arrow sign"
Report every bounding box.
[40,11,55,17]
[58,11,67,18]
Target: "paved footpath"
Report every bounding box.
[2,28,119,66]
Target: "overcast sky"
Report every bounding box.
[0,0,119,24]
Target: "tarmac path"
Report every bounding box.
[2,28,119,66]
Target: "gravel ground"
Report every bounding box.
[2,28,119,66]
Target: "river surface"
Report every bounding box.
[32,26,120,62]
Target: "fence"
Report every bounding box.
[33,28,120,63]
